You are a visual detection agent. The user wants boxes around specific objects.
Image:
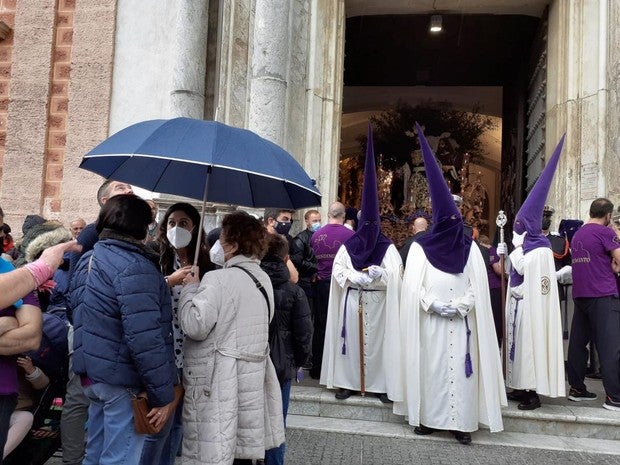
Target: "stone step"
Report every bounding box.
[286,414,620,456]
[289,385,620,442]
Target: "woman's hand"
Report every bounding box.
[16,355,36,375]
[182,266,200,285]
[166,266,193,287]
[146,400,175,428]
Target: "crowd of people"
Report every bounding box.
[0,129,619,464]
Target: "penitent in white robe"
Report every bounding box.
[505,246,565,397]
[394,243,506,433]
[320,244,403,401]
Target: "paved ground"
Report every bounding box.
[284,430,620,465]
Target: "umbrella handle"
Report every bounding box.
[193,167,212,268]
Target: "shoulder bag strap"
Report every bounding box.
[230,265,271,320]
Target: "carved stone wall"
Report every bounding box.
[546,0,618,222]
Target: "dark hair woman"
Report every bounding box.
[70,194,177,465]
[178,211,285,465]
[157,202,212,282]
[141,202,213,465]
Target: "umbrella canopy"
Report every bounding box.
[80,117,321,209]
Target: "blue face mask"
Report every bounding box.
[310,222,321,232]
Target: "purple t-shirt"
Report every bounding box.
[310,224,355,280]
[487,246,502,289]
[571,223,620,298]
[0,291,40,395]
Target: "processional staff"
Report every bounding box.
[358,288,366,397]
[496,210,507,377]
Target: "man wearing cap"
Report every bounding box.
[320,125,403,404]
[502,137,567,410]
[396,124,505,445]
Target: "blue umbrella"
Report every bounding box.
[79,117,321,209]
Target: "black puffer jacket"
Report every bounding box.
[260,256,313,384]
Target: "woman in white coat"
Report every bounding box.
[178,212,284,465]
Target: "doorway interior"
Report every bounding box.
[340,8,546,243]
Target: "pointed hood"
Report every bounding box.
[514,134,565,254]
[344,124,392,270]
[415,123,472,273]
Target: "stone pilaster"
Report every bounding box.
[546,0,615,219]
[1,0,55,228]
[61,0,117,224]
[303,0,345,213]
[170,0,209,119]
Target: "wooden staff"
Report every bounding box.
[358,289,366,397]
[496,210,507,378]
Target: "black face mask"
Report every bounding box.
[275,221,292,236]
[541,218,552,230]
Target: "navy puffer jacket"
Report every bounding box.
[70,234,176,407]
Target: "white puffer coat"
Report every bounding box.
[178,254,285,465]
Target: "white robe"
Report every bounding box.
[320,244,403,401]
[394,243,506,433]
[505,247,565,397]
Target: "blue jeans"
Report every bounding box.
[139,396,183,465]
[83,383,145,465]
[264,379,291,465]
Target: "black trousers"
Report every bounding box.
[0,393,17,465]
[489,287,503,347]
[310,279,331,378]
[567,296,620,401]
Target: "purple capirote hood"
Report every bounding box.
[414,122,472,274]
[344,123,392,270]
[514,134,566,254]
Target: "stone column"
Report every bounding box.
[247,0,290,147]
[170,0,209,119]
[546,0,616,218]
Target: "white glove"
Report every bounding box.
[429,301,457,317]
[367,265,383,280]
[512,230,527,248]
[555,265,572,284]
[496,242,508,256]
[349,270,373,287]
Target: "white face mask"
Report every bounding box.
[209,240,225,267]
[166,226,192,249]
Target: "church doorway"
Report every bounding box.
[339,4,547,245]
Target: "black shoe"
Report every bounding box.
[506,389,527,402]
[335,388,353,400]
[568,387,598,402]
[309,368,320,380]
[518,393,541,410]
[450,430,472,445]
[414,424,437,435]
[376,392,392,404]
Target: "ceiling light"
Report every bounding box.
[430,15,442,33]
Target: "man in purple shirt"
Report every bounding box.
[308,202,354,378]
[567,198,620,411]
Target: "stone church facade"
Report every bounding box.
[0,0,617,231]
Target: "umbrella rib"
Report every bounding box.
[151,157,175,194]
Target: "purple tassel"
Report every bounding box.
[341,342,347,355]
[341,321,347,354]
[509,302,519,362]
[464,316,473,378]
